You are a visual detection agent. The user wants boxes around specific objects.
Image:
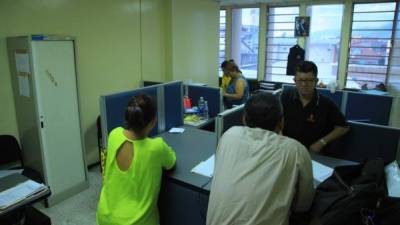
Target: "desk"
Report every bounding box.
[158,127,357,225]
[159,126,216,193]
[0,173,51,221]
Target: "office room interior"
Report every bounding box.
[1,0,400,224]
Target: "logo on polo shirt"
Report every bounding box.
[306,114,315,123]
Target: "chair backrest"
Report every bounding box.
[0,135,23,169]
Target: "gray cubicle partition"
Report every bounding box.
[164,82,184,131]
[215,104,245,139]
[99,81,183,149]
[318,88,344,109]
[345,91,393,125]
[325,121,400,163]
[187,85,223,118]
[142,80,162,87]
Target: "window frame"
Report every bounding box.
[345,1,398,88]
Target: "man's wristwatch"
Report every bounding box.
[319,138,327,146]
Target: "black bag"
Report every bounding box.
[310,159,386,225]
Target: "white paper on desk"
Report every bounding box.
[312,160,334,183]
[191,154,215,178]
[169,127,185,133]
[0,179,46,210]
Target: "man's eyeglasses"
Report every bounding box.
[294,78,316,83]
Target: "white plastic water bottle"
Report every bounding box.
[203,101,209,120]
[198,97,205,119]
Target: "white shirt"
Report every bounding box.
[207,126,314,225]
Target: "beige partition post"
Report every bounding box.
[225,6,232,60]
[337,0,353,89]
[257,4,267,81]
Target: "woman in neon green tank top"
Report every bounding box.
[97,94,176,225]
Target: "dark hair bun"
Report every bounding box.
[125,94,156,133]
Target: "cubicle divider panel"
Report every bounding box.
[102,86,159,138]
[215,105,245,139]
[187,85,222,118]
[325,121,400,163]
[317,89,343,108]
[142,80,162,87]
[164,81,184,132]
[345,92,393,125]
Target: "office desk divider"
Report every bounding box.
[186,85,223,118]
[100,81,183,150]
[164,82,184,131]
[215,104,245,140]
[142,80,163,87]
[325,121,400,163]
[317,88,343,109]
[345,91,393,126]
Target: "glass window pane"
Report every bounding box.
[350,47,390,57]
[349,57,389,66]
[268,15,296,23]
[346,2,396,88]
[268,22,296,30]
[352,30,393,39]
[354,2,396,12]
[350,39,391,48]
[266,52,288,60]
[306,4,343,84]
[265,6,299,82]
[267,30,296,38]
[231,8,260,79]
[269,7,299,15]
[267,45,293,52]
[352,21,394,30]
[353,12,395,21]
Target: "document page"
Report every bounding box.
[312,160,333,183]
[191,154,215,178]
[0,179,46,210]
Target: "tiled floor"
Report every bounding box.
[35,166,102,225]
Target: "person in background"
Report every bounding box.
[220,59,234,90]
[281,61,349,153]
[207,92,314,225]
[223,61,250,108]
[97,94,176,225]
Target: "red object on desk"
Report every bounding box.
[183,96,192,109]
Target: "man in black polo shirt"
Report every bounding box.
[281,61,349,153]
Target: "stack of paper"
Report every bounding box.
[0,179,46,210]
[191,154,215,178]
[312,160,334,183]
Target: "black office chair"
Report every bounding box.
[0,135,24,169]
[0,135,44,184]
[97,115,106,175]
